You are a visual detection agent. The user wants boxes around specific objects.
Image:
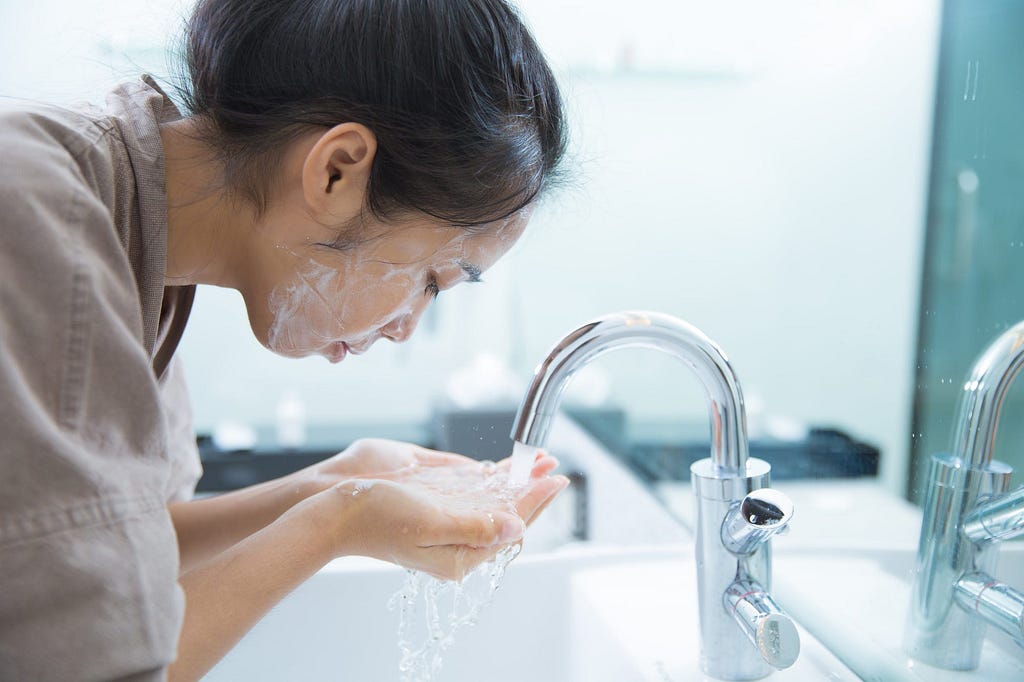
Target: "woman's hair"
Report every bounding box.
[180,0,567,229]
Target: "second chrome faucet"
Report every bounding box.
[510,311,799,680]
[906,319,1024,669]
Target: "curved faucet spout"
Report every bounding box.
[952,320,1024,469]
[510,310,749,474]
[511,311,795,680]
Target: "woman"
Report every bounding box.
[0,0,569,679]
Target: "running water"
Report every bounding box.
[386,459,525,682]
[508,441,541,488]
[389,544,521,682]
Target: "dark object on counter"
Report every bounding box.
[431,405,626,462]
[196,448,336,492]
[624,428,879,482]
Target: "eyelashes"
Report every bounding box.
[425,275,440,299]
[306,241,444,300]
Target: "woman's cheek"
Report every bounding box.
[267,300,330,356]
[266,263,345,355]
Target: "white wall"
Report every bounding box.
[0,0,942,495]
[0,0,190,102]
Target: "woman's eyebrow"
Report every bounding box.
[457,260,482,282]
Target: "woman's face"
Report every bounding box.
[244,211,527,363]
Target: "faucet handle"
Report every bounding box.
[954,571,1024,646]
[963,485,1024,543]
[724,579,801,670]
[721,488,794,555]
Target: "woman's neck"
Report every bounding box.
[160,117,255,290]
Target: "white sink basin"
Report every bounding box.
[204,545,670,682]
[569,556,859,681]
[205,543,857,681]
[774,544,1024,682]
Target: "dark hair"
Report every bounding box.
[180,0,567,228]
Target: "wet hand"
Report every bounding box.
[306,438,561,497]
[295,445,568,580]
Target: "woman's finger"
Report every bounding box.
[494,449,548,468]
[529,455,559,478]
[514,475,569,521]
[524,475,570,526]
[415,544,503,582]
[412,446,479,467]
[493,452,558,479]
[421,508,525,549]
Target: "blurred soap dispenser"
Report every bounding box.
[275,388,306,450]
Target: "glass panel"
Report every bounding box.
[909,0,1024,503]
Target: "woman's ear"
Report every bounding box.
[301,122,377,220]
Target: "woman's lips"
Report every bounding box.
[323,336,378,362]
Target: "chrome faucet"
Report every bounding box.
[906,319,1024,669]
[511,311,799,680]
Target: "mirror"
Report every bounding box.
[908,0,1024,501]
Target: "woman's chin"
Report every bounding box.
[263,340,322,361]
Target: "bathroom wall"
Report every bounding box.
[0,0,941,495]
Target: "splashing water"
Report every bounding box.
[386,459,525,682]
[388,544,521,682]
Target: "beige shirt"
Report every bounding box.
[0,77,201,680]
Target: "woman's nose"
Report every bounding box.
[381,299,429,343]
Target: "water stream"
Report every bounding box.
[386,457,530,681]
[389,544,521,682]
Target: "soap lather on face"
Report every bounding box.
[265,213,527,363]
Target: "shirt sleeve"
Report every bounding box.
[160,355,203,503]
[0,110,182,680]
